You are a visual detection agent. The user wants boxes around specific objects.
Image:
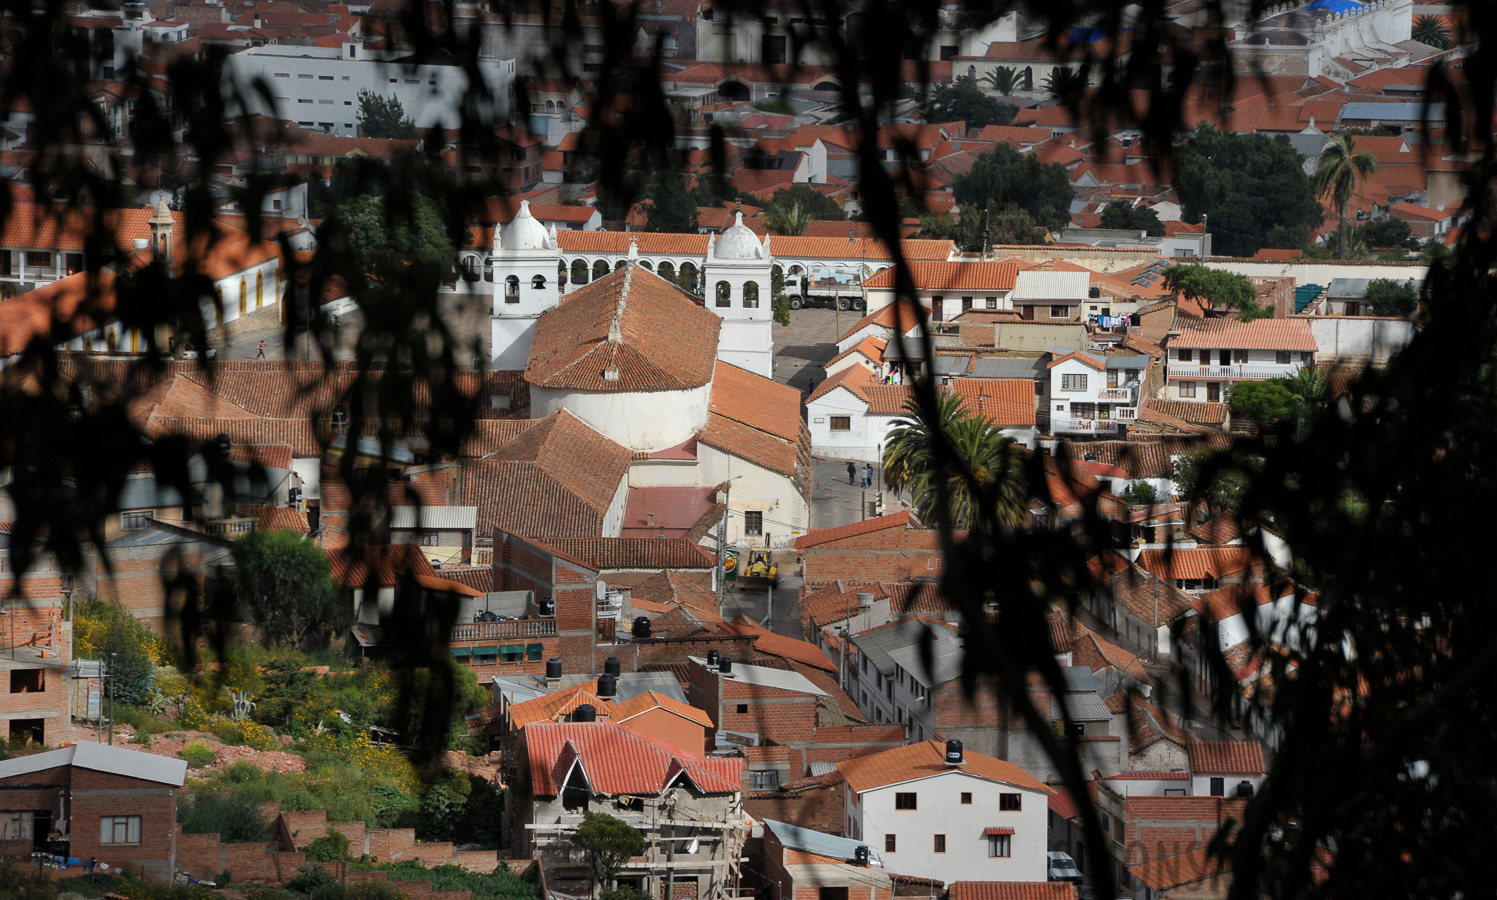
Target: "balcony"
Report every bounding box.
[1114,406,1137,420]
[1097,384,1139,402]
[1053,417,1125,435]
[1168,361,1303,381]
[450,618,556,641]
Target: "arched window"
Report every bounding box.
[593,260,609,280]
[715,281,731,308]
[558,261,568,287]
[130,329,139,353]
[214,288,224,328]
[256,271,264,309]
[658,261,676,282]
[1023,66,1034,90]
[571,260,589,285]
[463,256,481,280]
[743,281,760,309]
[679,262,698,293]
[640,261,653,271]
[532,274,547,289]
[238,277,248,315]
[614,259,627,272]
[968,65,976,83]
[505,275,520,303]
[546,100,556,110]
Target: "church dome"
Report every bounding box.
[501,200,551,251]
[714,212,764,260]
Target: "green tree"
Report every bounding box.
[1175,124,1322,256]
[954,145,1074,232]
[770,268,791,326]
[927,79,1018,128]
[1161,264,1269,320]
[1041,66,1088,100]
[1171,449,1247,510]
[1355,217,1418,250]
[1365,278,1418,316]
[882,392,968,495]
[1099,202,1164,236]
[1279,365,1329,405]
[231,530,349,649]
[1122,480,1157,505]
[641,171,699,233]
[1315,132,1380,260]
[570,812,646,896]
[356,90,417,139]
[99,611,156,706]
[178,791,270,843]
[907,413,1027,530]
[764,184,844,222]
[979,66,1022,96]
[323,193,454,289]
[0,859,58,900]
[1412,13,1453,49]
[1228,380,1303,423]
[305,828,352,862]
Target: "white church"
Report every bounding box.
[488,201,774,379]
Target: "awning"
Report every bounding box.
[983,827,1015,836]
[449,647,472,659]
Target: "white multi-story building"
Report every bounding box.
[223,44,515,136]
[1165,319,1318,403]
[837,740,1052,885]
[1047,351,1148,435]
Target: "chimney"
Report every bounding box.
[646,512,656,527]
[944,739,965,766]
[545,657,562,687]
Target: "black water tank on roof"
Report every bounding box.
[719,656,733,675]
[632,616,652,638]
[573,704,597,722]
[538,596,555,617]
[706,649,720,667]
[945,739,965,765]
[597,673,617,699]
[854,845,870,867]
[604,656,621,677]
[546,657,562,679]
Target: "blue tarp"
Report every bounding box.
[1067,26,1129,43]
[1295,284,1324,313]
[1308,0,1364,13]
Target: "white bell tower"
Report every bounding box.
[701,212,774,378]
[490,200,562,370]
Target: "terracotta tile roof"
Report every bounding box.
[434,565,495,594]
[1253,248,1303,260]
[1187,740,1266,775]
[326,543,435,588]
[464,410,632,538]
[1057,435,1232,479]
[1389,201,1452,222]
[1141,399,1226,426]
[771,237,954,262]
[697,412,800,477]
[945,378,1036,428]
[1127,693,1191,752]
[709,362,801,443]
[621,486,720,538]
[509,687,613,729]
[1046,351,1105,370]
[949,883,1075,900]
[1108,564,1195,627]
[249,506,310,534]
[864,384,918,415]
[825,336,887,368]
[1190,515,1241,546]
[556,231,710,255]
[526,265,721,392]
[611,690,714,728]
[530,537,714,570]
[795,511,912,550]
[807,362,872,404]
[231,443,295,470]
[1136,547,1256,581]
[723,615,837,673]
[1069,619,1153,686]
[1170,317,1317,352]
[1128,848,1227,892]
[0,269,118,358]
[862,260,1018,292]
[837,302,928,343]
[630,570,719,613]
[525,721,742,795]
[838,740,1052,795]
[148,416,323,458]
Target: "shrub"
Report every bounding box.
[3,859,61,900]
[305,828,352,862]
[180,741,217,769]
[284,866,336,894]
[1122,481,1158,505]
[177,791,270,843]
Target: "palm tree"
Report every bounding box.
[1314,132,1379,260]
[981,66,1022,97]
[1411,14,1453,50]
[882,392,967,495]
[1041,66,1088,100]
[1280,365,1328,404]
[763,201,812,236]
[906,413,1027,530]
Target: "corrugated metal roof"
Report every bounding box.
[1340,101,1446,121]
[1014,269,1090,302]
[851,618,962,685]
[1052,690,1114,722]
[764,818,881,866]
[970,357,1046,379]
[933,356,970,376]
[1327,277,1371,298]
[887,637,963,687]
[0,742,187,786]
[688,657,827,697]
[389,506,478,531]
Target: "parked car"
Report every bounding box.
[1047,851,1083,883]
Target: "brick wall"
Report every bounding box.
[93,542,211,628]
[69,767,181,882]
[1120,797,1245,868]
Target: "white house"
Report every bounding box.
[862,260,1019,322]
[1165,318,1317,403]
[1185,741,1267,799]
[1012,266,1091,323]
[1046,351,1148,436]
[837,740,1052,884]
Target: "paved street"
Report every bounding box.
[771,306,852,393]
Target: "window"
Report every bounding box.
[830,416,851,432]
[1050,305,1068,318]
[1107,369,1120,389]
[960,792,972,804]
[1061,374,1087,392]
[744,511,763,536]
[100,816,142,845]
[736,703,748,714]
[419,532,439,546]
[999,793,1022,811]
[2,812,34,840]
[1233,349,1249,363]
[987,834,1011,857]
[1277,351,1292,364]
[532,274,548,290]
[25,251,51,267]
[1210,777,1225,797]
[121,511,153,531]
[297,73,313,79]
[319,74,333,80]
[273,72,290,78]
[1179,381,1196,398]
[750,770,780,790]
[715,281,731,307]
[743,281,760,308]
[986,296,998,309]
[884,834,897,853]
[895,792,917,810]
[961,296,973,310]
[933,834,946,853]
[10,669,43,692]
[1178,348,1193,362]
[498,645,524,663]
[65,252,84,274]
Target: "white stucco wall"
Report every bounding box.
[1204,258,1428,288]
[846,770,1049,884]
[1189,772,1264,798]
[1305,316,1415,364]
[696,444,808,546]
[530,383,711,452]
[808,388,876,462]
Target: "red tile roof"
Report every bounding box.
[526,265,721,392]
[771,237,954,262]
[1187,740,1266,775]
[697,412,800,476]
[837,740,1052,794]
[530,537,714,570]
[556,231,711,255]
[1128,848,1227,892]
[794,511,912,549]
[722,615,837,673]
[1136,547,1257,581]
[610,690,714,728]
[862,260,1018,292]
[709,361,801,443]
[525,721,742,795]
[249,506,310,534]
[946,378,1037,428]
[1170,318,1316,352]
[326,543,435,588]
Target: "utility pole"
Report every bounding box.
[107,652,116,746]
[716,477,740,617]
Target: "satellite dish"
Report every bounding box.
[596,580,608,600]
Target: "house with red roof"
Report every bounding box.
[1046,349,1150,437]
[792,511,946,589]
[837,739,1053,883]
[1164,318,1317,404]
[506,719,747,896]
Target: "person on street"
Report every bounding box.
[255,340,267,359]
[847,461,857,484]
[864,463,874,487]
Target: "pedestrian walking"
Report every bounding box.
[255,340,267,359]
[864,463,874,488]
[847,461,857,484]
